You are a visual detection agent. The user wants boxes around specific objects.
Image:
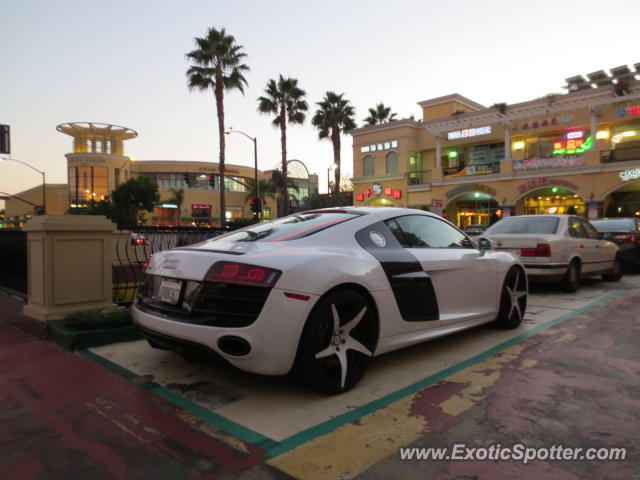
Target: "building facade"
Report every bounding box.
[351,69,640,228]
[3,122,281,227]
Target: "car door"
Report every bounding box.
[567,216,600,273]
[580,218,616,269]
[387,215,498,324]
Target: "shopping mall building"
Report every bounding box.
[350,65,640,228]
[3,122,317,227]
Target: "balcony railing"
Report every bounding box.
[601,146,640,163]
[407,170,432,185]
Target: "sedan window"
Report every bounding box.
[389,215,471,249]
[486,216,559,234]
[568,217,588,238]
[590,219,636,232]
[579,219,601,240]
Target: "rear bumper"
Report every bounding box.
[523,263,568,283]
[132,287,320,376]
[617,244,640,268]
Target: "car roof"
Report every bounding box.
[302,206,436,220]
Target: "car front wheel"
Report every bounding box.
[293,288,377,394]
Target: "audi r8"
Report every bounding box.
[133,207,527,394]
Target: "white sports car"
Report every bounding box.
[133,207,527,393]
[482,215,622,292]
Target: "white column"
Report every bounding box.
[504,123,511,161]
[590,107,599,151]
[435,135,442,168]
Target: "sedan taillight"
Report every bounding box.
[611,233,635,244]
[204,261,282,287]
[521,243,551,257]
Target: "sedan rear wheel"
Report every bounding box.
[293,289,377,394]
[602,256,623,282]
[496,267,527,329]
[562,260,580,293]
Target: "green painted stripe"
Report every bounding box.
[79,349,276,449]
[527,304,576,311]
[265,289,625,458]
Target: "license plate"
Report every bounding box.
[155,279,182,304]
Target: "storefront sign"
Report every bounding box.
[360,140,398,153]
[552,135,593,155]
[191,204,211,209]
[160,203,178,208]
[619,168,640,181]
[521,115,573,130]
[445,183,497,199]
[516,177,578,193]
[447,126,491,141]
[615,106,640,117]
[356,184,402,201]
[445,164,496,176]
[514,155,586,171]
[431,199,443,216]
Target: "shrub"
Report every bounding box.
[63,308,132,331]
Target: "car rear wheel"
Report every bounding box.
[293,288,377,394]
[602,256,623,282]
[496,267,527,329]
[562,260,580,292]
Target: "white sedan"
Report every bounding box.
[133,207,527,394]
[481,215,622,292]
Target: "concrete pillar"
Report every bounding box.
[22,215,117,322]
[590,107,599,152]
[435,135,442,168]
[504,123,511,161]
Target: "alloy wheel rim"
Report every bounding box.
[506,270,527,323]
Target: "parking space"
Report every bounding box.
[87,274,640,466]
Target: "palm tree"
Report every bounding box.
[244,178,276,207]
[186,27,249,227]
[269,169,299,216]
[363,103,397,126]
[257,75,308,216]
[311,92,357,200]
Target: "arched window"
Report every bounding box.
[363,155,374,176]
[386,151,398,174]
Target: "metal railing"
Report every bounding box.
[601,146,640,163]
[112,226,226,305]
[407,170,433,185]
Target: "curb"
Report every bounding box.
[47,321,142,350]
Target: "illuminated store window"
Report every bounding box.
[68,166,108,205]
[386,152,398,174]
[363,155,374,176]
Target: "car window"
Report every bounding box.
[209,212,361,243]
[485,216,559,234]
[590,219,635,232]
[389,215,471,249]
[567,217,587,238]
[385,218,409,247]
[579,219,601,240]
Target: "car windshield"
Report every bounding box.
[486,216,560,234]
[590,219,635,232]
[210,211,361,243]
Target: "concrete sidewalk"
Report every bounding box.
[0,292,280,479]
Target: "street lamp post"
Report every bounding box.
[225,129,259,220]
[0,156,46,214]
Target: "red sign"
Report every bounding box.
[364,188,372,197]
[356,193,365,202]
[384,186,393,195]
[393,189,402,199]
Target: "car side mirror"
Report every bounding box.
[478,237,494,251]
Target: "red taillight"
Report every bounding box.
[521,243,551,257]
[204,261,282,287]
[612,233,634,244]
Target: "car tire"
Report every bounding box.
[602,256,623,282]
[292,288,377,394]
[495,267,527,329]
[562,260,580,293]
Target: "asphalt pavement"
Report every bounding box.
[0,278,638,479]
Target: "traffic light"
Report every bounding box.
[208,174,215,188]
[250,198,262,214]
[0,125,10,155]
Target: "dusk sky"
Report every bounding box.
[2,0,639,208]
